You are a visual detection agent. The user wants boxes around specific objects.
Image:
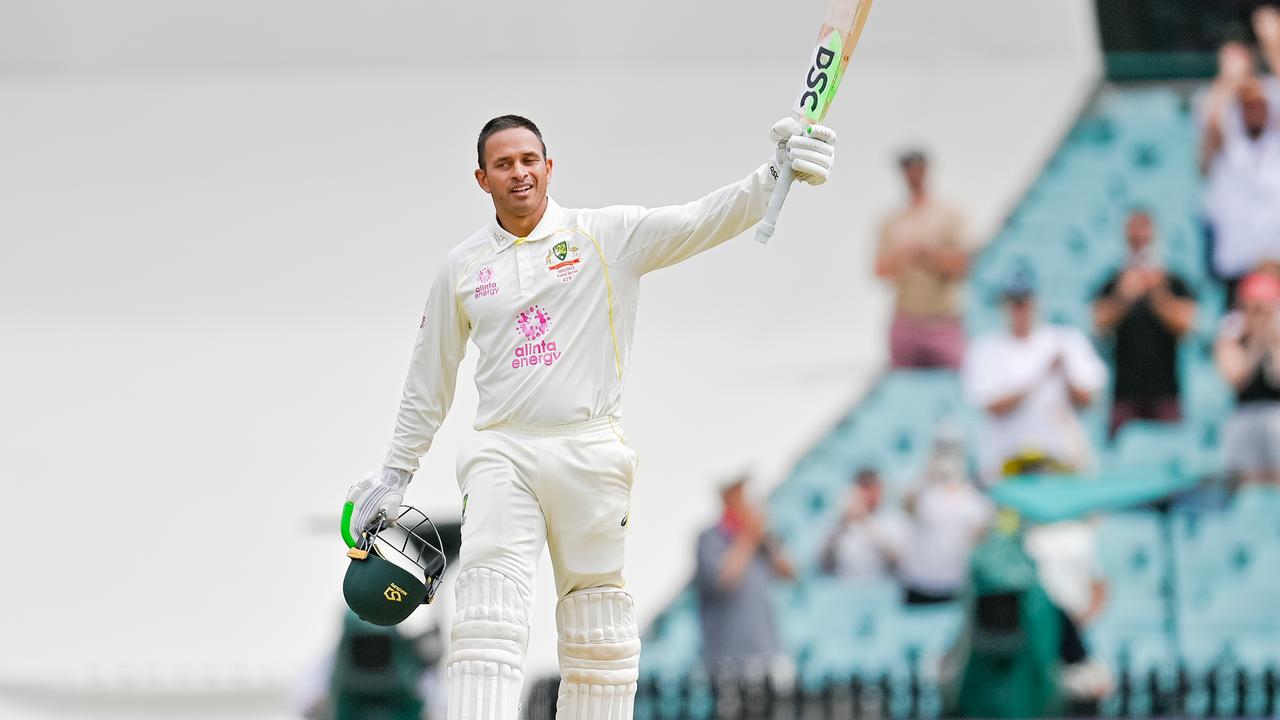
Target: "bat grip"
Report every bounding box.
[755,162,796,244]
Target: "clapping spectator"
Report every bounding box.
[819,468,908,581]
[875,150,977,369]
[1201,7,1280,301]
[1093,209,1198,437]
[963,267,1108,481]
[694,475,796,673]
[895,425,994,605]
[1215,271,1280,485]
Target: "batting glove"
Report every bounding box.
[342,466,412,547]
[771,117,837,186]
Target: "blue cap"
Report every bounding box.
[1002,264,1037,300]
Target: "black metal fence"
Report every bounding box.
[522,664,1280,719]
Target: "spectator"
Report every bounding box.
[1215,271,1280,485]
[875,149,976,369]
[1093,209,1198,438]
[1023,518,1113,702]
[1200,7,1280,301]
[963,267,1108,481]
[819,467,908,580]
[694,475,795,673]
[895,425,994,605]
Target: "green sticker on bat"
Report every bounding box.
[798,29,846,123]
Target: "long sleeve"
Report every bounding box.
[608,163,777,275]
[383,260,471,472]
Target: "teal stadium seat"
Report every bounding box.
[1173,507,1280,671]
[1088,513,1175,677]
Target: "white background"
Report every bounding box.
[0,1,1100,717]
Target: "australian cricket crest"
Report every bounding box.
[546,240,582,283]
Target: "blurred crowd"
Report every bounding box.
[692,5,1280,717]
[297,8,1280,719]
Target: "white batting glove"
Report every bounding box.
[771,117,837,186]
[344,467,412,544]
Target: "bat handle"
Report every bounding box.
[755,161,796,244]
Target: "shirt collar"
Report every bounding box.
[488,198,564,253]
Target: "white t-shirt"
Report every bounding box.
[896,481,994,595]
[1204,77,1280,278]
[829,511,909,582]
[1023,520,1104,620]
[962,324,1108,479]
[383,165,777,470]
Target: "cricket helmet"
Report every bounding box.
[343,506,446,626]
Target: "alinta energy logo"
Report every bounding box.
[474,266,499,299]
[513,304,562,369]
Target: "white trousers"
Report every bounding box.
[446,418,641,720]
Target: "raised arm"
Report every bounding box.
[610,164,777,275]
[1255,6,1280,77]
[610,119,836,275]
[1215,314,1266,390]
[1200,42,1254,174]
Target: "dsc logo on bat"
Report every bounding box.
[798,31,844,119]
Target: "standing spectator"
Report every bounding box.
[694,475,795,673]
[819,467,908,580]
[1200,7,1280,300]
[875,149,976,369]
[896,425,994,605]
[1215,271,1280,485]
[1093,209,1198,438]
[963,267,1108,481]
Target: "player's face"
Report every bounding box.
[476,128,553,221]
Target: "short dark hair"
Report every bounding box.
[854,467,881,487]
[896,148,928,168]
[477,115,547,169]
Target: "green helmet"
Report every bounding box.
[342,506,446,626]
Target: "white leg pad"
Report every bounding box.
[555,588,641,720]
[447,567,532,720]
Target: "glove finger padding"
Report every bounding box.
[804,124,837,145]
[788,134,835,158]
[789,148,835,185]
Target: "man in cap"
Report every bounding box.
[962,267,1108,481]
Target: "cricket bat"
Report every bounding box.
[755,0,875,244]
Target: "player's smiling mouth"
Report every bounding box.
[510,183,533,197]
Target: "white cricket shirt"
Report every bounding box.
[384,164,777,471]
